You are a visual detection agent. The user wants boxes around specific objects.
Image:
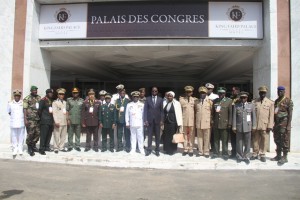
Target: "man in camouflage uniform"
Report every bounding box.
[67,87,84,152]
[271,86,293,165]
[23,86,41,156]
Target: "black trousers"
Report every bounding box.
[86,126,98,149]
[39,124,53,151]
[147,121,161,152]
[230,129,236,156]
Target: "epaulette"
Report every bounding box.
[24,95,30,100]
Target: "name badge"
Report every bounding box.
[35,102,39,109]
[216,106,221,113]
[275,107,279,114]
[120,106,124,112]
[247,114,251,122]
[89,107,94,113]
[49,107,53,113]
[63,108,67,114]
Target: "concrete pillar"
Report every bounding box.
[0,1,16,143]
[290,0,300,152]
[252,0,278,152]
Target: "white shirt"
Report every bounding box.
[7,100,24,128]
[208,93,219,101]
[112,93,129,105]
[125,101,144,128]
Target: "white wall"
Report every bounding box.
[0,0,15,143]
[290,0,300,152]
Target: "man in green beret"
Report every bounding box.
[23,86,41,156]
[211,87,232,160]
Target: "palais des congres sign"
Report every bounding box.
[39,2,263,40]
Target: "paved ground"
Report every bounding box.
[1,143,300,170]
[0,159,300,200]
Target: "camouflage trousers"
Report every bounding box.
[25,120,40,146]
[273,117,290,154]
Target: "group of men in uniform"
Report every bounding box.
[8,83,293,165]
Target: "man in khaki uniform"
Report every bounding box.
[195,86,213,158]
[179,86,196,156]
[52,88,68,153]
[251,86,274,162]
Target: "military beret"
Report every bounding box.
[72,87,80,93]
[131,91,140,97]
[277,86,285,90]
[205,83,214,89]
[258,86,268,92]
[13,89,22,96]
[139,88,146,92]
[184,86,194,92]
[30,86,38,91]
[45,89,53,94]
[239,91,249,97]
[99,90,107,96]
[217,87,226,93]
[116,84,124,90]
[88,89,95,95]
[198,86,208,93]
[56,88,66,94]
[105,93,112,99]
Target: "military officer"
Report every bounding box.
[115,88,131,152]
[271,86,293,165]
[179,86,196,156]
[229,86,240,159]
[66,87,84,152]
[211,87,232,160]
[232,92,256,164]
[139,88,147,104]
[52,88,68,153]
[126,91,145,154]
[251,86,274,162]
[8,89,25,156]
[195,87,213,158]
[23,85,41,156]
[205,83,219,101]
[81,89,100,152]
[99,90,107,105]
[38,89,54,155]
[112,84,129,104]
[99,93,116,152]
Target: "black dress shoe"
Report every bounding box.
[223,156,229,161]
[39,151,46,155]
[32,146,39,152]
[67,148,73,152]
[145,151,151,156]
[244,159,250,165]
[84,148,90,152]
[182,152,188,156]
[205,155,210,158]
[54,150,58,154]
[125,149,130,153]
[211,155,218,159]
[116,148,123,152]
[237,159,242,163]
[101,149,106,152]
[188,153,193,157]
[260,157,266,162]
[196,153,201,157]
[74,147,81,152]
[250,156,258,160]
[229,154,236,159]
[61,149,67,152]
[110,149,114,153]
[94,148,99,152]
[155,151,160,157]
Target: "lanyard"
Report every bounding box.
[276,96,286,107]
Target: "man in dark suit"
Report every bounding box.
[143,87,164,157]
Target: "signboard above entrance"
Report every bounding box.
[39,2,263,39]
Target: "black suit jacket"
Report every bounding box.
[143,96,164,124]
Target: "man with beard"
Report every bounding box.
[38,89,54,155]
[23,86,41,156]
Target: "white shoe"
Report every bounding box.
[18,149,23,155]
[12,148,18,156]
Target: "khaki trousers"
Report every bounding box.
[53,125,67,150]
[252,130,269,157]
[197,128,210,155]
[183,126,194,153]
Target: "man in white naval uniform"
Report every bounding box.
[112,84,129,105]
[125,91,144,154]
[205,83,219,101]
[7,89,25,156]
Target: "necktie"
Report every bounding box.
[243,103,245,109]
[153,96,156,105]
